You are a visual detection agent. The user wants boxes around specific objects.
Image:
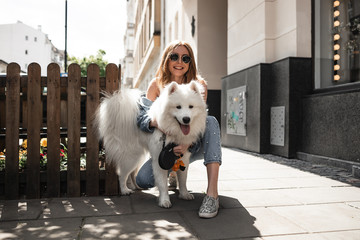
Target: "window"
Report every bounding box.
[314,0,360,88]
[25,35,28,41]
[25,50,28,55]
[34,37,37,42]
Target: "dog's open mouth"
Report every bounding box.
[180,124,190,135]
[176,118,190,135]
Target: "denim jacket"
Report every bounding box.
[136,96,201,154]
[136,96,155,133]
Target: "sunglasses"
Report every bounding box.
[169,53,191,64]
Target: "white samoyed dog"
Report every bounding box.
[95,81,207,208]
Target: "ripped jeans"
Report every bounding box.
[136,116,222,189]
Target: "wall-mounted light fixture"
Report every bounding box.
[333,0,340,81]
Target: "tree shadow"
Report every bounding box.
[0,191,261,239]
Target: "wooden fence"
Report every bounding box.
[0,62,120,199]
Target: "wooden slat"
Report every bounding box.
[21,77,28,129]
[117,64,121,91]
[60,75,68,128]
[106,64,118,93]
[67,63,81,197]
[5,63,20,199]
[26,63,41,199]
[46,63,61,197]
[0,78,5,151]
[21,97,28,129]
[104,64,119,196]
[86,64,100,196]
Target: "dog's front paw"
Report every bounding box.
[179,192,194,200]
[158,198,172,208]
[120,188,134,196]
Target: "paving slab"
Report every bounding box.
[278,186,360,204]
[129,190,204,214]
[269,203,360,233]
[346,201,360,209]
[181,207,307,239]
[262,233,328,240]
[218,178,295,191]
[0,199,45,221]
[220,190,303,208]
[40,196,132,219]
[0,217,83,239]
[315,230,360,240]
[80,212,197,240]
[275,176,350,188]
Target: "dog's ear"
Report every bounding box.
[168,82,178,95]
[189,80,201,94]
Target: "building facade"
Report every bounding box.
[126,0,226,120]
[0,21,64,76]
[125,0,360,170]
[222,0,360,169]
[0,60,9,74]
[121,0,136,88]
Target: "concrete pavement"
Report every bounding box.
[1,147,360,239]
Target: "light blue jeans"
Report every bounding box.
[136,116,222,188]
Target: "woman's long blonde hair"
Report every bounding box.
[155,40,200,88]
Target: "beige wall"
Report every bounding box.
[197,0,227,90]
[227,0,311,75]
[163,0,226,90]
[163,0,198,58]
[181,0,198,58]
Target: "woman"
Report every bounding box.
[136,40,222,218]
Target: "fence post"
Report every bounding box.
[46,63,61,197]
[67,63,81,197]
[86,64,100,196]
[26,63,42,199]
[104,64,119,195]
[5,63,21,200]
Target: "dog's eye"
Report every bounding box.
[189,105,193,109]
[176,105,181,109]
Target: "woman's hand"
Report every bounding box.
[150,119,170,135]
[149,119,158,128]
[173,144,190,156]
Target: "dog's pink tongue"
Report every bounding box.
[180,125,190,135]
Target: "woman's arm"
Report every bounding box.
[146,79,160,128]
[198,78,208,102]
[146,79,160,101]
[136,97,155,133]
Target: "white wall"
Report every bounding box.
[0,22,58,76]
[228,0,311,75]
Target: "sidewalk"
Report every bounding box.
[1,147,360,239]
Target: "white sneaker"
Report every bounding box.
[198,195,219,218]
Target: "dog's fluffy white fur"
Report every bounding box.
[95,81,207,208]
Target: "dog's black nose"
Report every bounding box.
[183,117,190,124]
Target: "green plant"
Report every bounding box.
[68,49,109,77]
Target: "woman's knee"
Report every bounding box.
[136,159,155,189]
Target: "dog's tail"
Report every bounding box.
[95,88,143,145]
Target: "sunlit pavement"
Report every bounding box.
[1,147,360,239]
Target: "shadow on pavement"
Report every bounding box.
[0,191,260,239]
